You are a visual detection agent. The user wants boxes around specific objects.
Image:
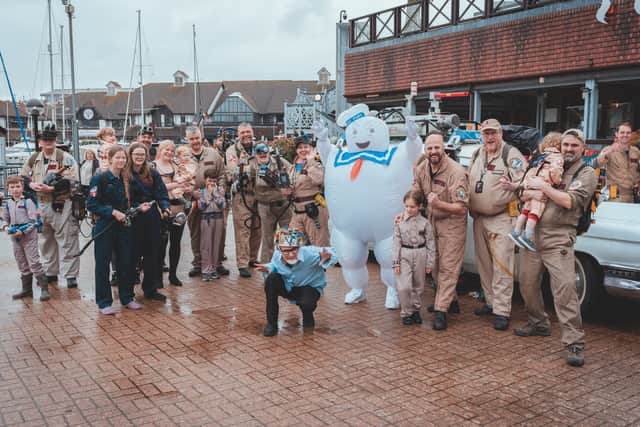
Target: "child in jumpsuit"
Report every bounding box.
[392,190,436,325]
[199,169,225,281]
[509,132,564,252]
[2,175,49,301]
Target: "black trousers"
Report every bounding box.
[161,221,185,277]
[133,208,162,295]
[264,272,320,325]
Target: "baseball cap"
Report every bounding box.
[561,128,585,143]
[481,118,502,131]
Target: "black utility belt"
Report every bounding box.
[293,194,317,203]
[169,199,185,206]
[201,212,223,219]
[402,244,426,249]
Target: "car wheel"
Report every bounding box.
[575,253,603,317]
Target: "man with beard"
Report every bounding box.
[185,126,227,277]
[137,125,156,161]
[514,129,597,367]
[226,122,261,278]
[596,122,639,202]
[412,130,469,330]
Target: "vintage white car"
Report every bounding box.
[457,141,640,315]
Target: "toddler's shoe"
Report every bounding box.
[508,231,525,249]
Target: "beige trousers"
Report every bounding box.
[397,247,427,317]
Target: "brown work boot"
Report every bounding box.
[37,274,50,301]
[513,324,551,337]
[13,274,33,300]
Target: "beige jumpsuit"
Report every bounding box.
[596,145,640,203]
[20,149,80,279]
[186,147,225,269]
[392,213,436,318]
[468,143,526,317]
[288,157,330,246]
[412,156,469,313]
[250,156,293,263]
[519,160,597,347]
[226,142,261,268]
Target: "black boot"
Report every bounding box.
[13,274,33,299]
[263,323,277,337]
[37,274,50,301]
[302,310,315,328]
[168,274,183,286]
[411,310,422,324]
[432,311,447,330]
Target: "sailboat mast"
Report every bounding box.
[60,24,66,143]
[138,10,144,126]
[47,0,56,127]
[193,24,198,117]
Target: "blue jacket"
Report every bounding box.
[86,171,128,224]
[266,246,337,295]
[129,168,170,210]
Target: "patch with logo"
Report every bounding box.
[568,180,582,191]
[456,187,467,200]
[510,158,524,171]
[89,186,98,197]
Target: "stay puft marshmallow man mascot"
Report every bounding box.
[312,104,422,308]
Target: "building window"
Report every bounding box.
[212,96,254,123]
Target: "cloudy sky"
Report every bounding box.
[0,0,392,100]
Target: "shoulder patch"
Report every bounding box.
[568,180,582,191]
[89,186,98,197]
[456,187,467,200]
[510,158,524,170]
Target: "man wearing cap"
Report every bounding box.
[185,126,227,277]
[255,228,337,337]
[515,129,597,367]
[20,125,81,289]
[596,121,639,203]
[137,126,156,161]
[226,122,261,278]
[468,119,526,331]
[250,143,292,263]
[412,130,469,330]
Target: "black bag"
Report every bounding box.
[501,125,540,157]
[573,164,597,235]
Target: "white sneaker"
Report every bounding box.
[385,287,400,309]
[344,288,367,304]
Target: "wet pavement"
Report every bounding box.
[0,229,639,426]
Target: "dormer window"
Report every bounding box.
[173,70,189,87]
[106,81,121,96]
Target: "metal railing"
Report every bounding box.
[350,0,563,46]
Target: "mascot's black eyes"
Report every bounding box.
[369,128,374,133]
[352,129,358,135]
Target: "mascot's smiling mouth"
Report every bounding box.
[356,141,370,149]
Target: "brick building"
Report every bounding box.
[339,0,640,140]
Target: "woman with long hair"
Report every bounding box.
[153,140,191,286]
[126,142,171,301]
[87,145,146,315]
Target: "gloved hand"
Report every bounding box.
[405,118,418,141]
[311,120,329,142]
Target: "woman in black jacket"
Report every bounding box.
[126,142,171,301]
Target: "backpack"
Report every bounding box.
[573,163,597,235]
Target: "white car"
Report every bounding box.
[458,141,640,315]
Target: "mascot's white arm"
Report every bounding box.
[404,118,422,160]
[312,120,335,165]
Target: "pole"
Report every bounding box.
[193,24,197,116]
[48,0,56,128]
[138,10,144,126]
[0,50,29,149]
[65,2,80,162]
[60,24,66,144]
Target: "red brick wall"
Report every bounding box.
[344,1,640,98]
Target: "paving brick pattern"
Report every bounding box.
[0,235,638,426]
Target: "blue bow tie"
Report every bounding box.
[333,146,398,167]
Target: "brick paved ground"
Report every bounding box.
[0,230,639,426]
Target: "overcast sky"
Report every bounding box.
[0,0,393,100]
